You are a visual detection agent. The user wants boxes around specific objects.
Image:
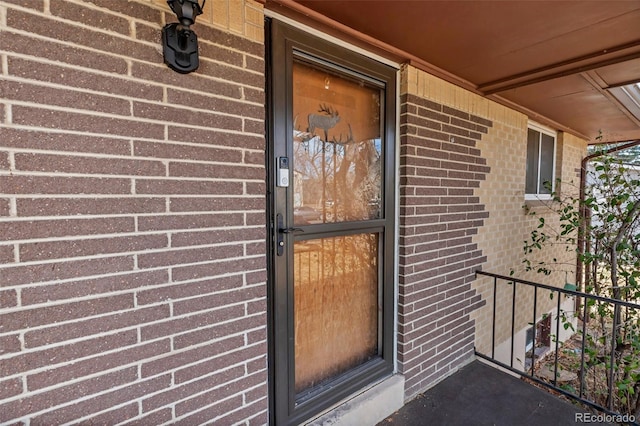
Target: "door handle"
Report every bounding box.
[276,214,304,256]
[279,227,304,234]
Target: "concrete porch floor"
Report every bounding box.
[378,360,612,426]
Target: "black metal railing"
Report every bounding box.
[475,270,640,425]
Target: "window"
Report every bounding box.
[525,123,556,199]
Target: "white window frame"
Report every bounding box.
[525,121,557,200]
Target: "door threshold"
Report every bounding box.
[305,374,405,426]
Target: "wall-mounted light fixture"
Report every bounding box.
[162,0,206,74]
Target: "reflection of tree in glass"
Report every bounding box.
[294,233,379,392]
[293,104,381,222]
[333,127,381,221]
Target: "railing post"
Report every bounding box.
[579,295,588,399]
[510,281,516,369]
[492,277,496,360]
[608,304,620,411]
[531,287,538,376]
[553,291,561,387]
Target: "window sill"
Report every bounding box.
[523,197,557,213]
[524,194,553,201]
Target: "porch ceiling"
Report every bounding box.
[269,0,640,142]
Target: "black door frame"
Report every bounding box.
[266,18,397,425]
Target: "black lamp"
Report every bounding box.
[162,0,206,74]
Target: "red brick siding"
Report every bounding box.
[399,93,491,398]
[0,1,267,424]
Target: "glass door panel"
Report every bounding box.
[293,62,382,224]
[293,234,379,393]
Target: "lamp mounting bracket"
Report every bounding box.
[162,0,205,74]
[162,23,199,74]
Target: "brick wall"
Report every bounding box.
[471,117,586,358]
[401,67,587,365]
[0,0,268,424]
[398,65,588,397]
[398,67,491,398]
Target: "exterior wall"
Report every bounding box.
[399,65,588,396]
[0,1,268,424]
[147,0,264,42]
[398,65,491,398]
[473,123,587,359]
